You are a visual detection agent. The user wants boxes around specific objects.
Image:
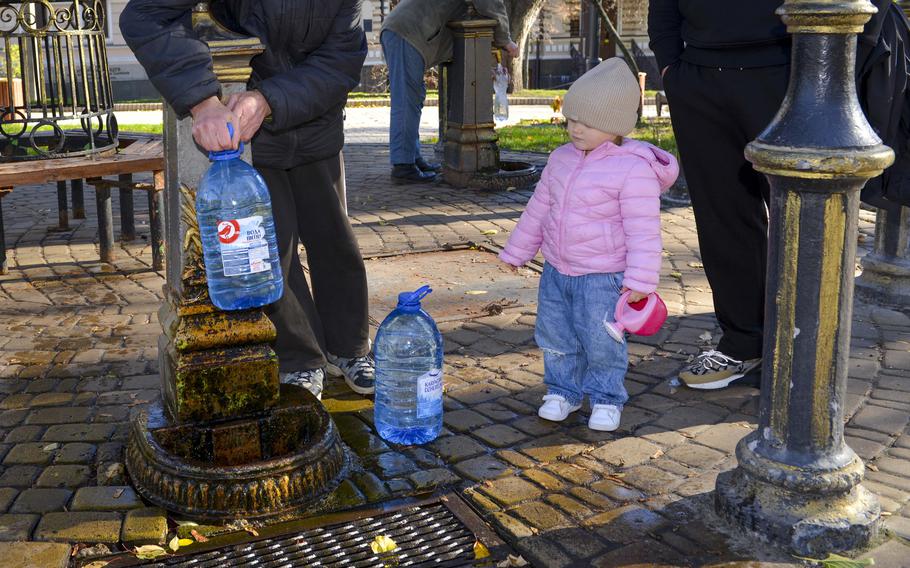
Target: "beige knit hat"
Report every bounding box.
[561,58,640,136]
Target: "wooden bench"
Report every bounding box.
[0,136,165,274]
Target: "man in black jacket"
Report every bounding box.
[121,0,374,400]
[649,0,791,390]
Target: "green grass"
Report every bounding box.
[512,89,567,98]
[492,117,677,155]
[348,90,439,99]
[117,124,163,134]
[115,98,162,104]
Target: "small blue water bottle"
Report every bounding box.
[374,286,444,445]
[196,124,283,310]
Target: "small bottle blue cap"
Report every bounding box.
[397,285,432,308]
[208,123,244,161]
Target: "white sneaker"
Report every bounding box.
[589,404,622,431]
[538,394,581,422]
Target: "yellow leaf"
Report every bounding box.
[465,290,488,295]
[134,545,168,560]
[474,540,491,559]
[178,538,194,547]
[481,229,498,236]
[168,536,180,552]
[370,535,398,554]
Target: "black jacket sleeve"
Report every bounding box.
[256,0,367,131]
[648,0,684,71]
[119,0,220,118]
[857,0,890,72]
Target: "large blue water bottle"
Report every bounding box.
[196,124,283,311]
[374,286,444,445]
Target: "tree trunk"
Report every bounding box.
[506,0,547,91]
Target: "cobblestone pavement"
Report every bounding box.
[0,136,908,567]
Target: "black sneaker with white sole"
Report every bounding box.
[679,350,762,390]
[326,352,375,395]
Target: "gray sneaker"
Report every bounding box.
[326,352,375,395]
[280,368,325,400]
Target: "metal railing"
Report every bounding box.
[0,0,117,161]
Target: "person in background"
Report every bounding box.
[649,0,791,390]
[121,0,375,400]
[380,0,520,184]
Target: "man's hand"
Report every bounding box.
[505,41,520,58]
[190,96,239,152]
[226,90,272,142]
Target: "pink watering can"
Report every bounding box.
[606,291,668,343]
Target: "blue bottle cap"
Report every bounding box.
[208,123,245,161]
[397,285,432,309]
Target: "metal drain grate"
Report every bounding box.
[78,495,512,568]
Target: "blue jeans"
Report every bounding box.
[380,30,425,166]
[535,264,629,408]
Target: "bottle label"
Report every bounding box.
[416,369,443,419]
[217,216,270,277]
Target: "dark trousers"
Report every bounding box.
[663,61,789,360]
[258,152,370,372]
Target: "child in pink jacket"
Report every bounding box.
[500,58,679,431]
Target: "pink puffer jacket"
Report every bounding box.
[500,138,679,293]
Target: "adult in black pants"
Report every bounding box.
[121,0,375,400]
[649,0,791,389]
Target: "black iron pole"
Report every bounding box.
[714,0,894,556]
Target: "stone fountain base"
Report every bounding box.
[443,160,540,191]
[126,384,348,523]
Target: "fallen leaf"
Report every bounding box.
[474,540,491,559]
[178,538,194,547]
[867,463,879,472]
[370,535,398,554]
[43,443,60,452]
[687,261,704,269]
[190,529,209,543]
[465,290,488,295]
[83,562,113,568]
[134,545,168,560]
[698,331,713,344]
[497,554,529,567]
[481,229,498,236]
[168,536,180,552]
[669,271,682,280]
[650,449,664,460]
[113,488,125,499]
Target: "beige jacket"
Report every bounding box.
[381,0,512,69]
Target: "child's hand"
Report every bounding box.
[622,287,648,303]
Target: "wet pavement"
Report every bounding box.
[0,136,908,567]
